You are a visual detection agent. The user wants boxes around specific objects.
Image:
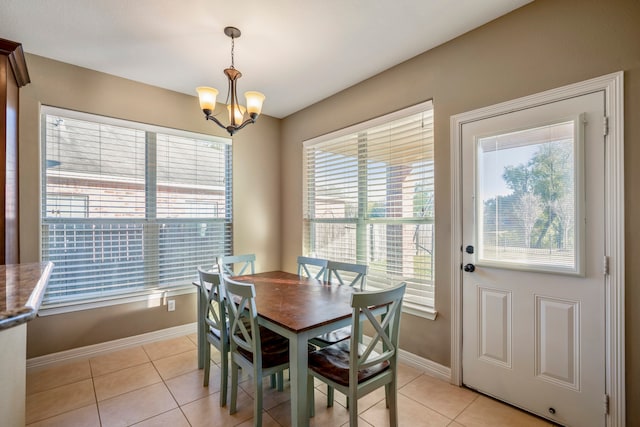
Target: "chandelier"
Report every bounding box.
[196,27,265,136]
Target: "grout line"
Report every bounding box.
[150,351,189,427]
[89,368,103,427]
[451,392,479,424]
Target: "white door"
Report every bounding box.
[461,91,606,427]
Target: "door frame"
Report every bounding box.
[449,72,624,426]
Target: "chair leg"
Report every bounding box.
[230,362,239,415]
[254,371,263,427]
[308,374,315,418]
[348,390,358,427]
[388,379,398,427]
[327,385,334,407]
[385,383,390,408]
[270,373,277,388]
[277,371,284,391]
[220,347,228,407]
[203,343,211,387]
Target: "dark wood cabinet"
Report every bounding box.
[0,39,30,264]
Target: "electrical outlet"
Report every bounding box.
[167,299,176,312]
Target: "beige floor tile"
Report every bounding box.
[25,379,96,424]
[236,411,281,427]
[320,385,386,414]
[454,395,552,427]
[89,346,150,377]
[143,336,196,361]
[399,374,478,419]
[361,393,451,427]
[239,375,292,411]
[131,408,191,426]
[26,403,100,427]
[153,348,199,380]
[341,417,375,427]
[396,363,424,387]
[181,389,254,427]
[26,360,92,395]
[267,388,350,427]
[165,368,218,406]
[186,333,199,346]
[93,362,162,401]
[24,335,558,427]
[97,382,178,427]
[208,345,223,364]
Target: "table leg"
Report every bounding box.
[289,334,310,427]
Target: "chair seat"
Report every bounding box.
[308,340,390,387]
[236,326,290,368]
[311,326,351,345]
[207,324,226,342]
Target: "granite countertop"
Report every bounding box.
[0,262,54,330]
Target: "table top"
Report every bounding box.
[0,262,54,330]
[232,271,356,333]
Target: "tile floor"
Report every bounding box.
[25,334,555,426]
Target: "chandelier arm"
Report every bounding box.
[204,114,227,131]
[231,116,258,133]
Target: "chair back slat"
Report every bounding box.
[222,277,261,358]
[297,256,329,280]
[198,267,226,338]
[327,261,368,290]
[219,254,256,276]
[350,283,406,372]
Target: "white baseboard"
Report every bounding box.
[398,347,451,382]
[26,322,452,383]
[26,322,198,372]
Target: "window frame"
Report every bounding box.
[303,101,437,319]
[39,106,233,313]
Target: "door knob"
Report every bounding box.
[463,263,475,272]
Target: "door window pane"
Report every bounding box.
[476,120,581,273]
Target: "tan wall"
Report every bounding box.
[280,0,640,423]
[19,54,281,357]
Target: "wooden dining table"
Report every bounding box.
[194,270,360,427]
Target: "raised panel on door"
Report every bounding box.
[535,296,580,390]
[478,286,511,367]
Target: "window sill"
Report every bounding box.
[38,285,196,316]
[402,301,438,320]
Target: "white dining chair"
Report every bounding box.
[296,256,329,280]
[310,260,369,406]
[218,253,256,276]
[222,276,291,427]
[217,253,281,390]
[197,266,229,406]
[326,260,367,289]
[307,283,406,426]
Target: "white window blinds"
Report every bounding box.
[41,107,232,305]
[303,101,435,312]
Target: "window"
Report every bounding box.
[303,101,435,315]
[41,107,232,307]
[476,119,582,274]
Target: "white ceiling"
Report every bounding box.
[1,0,532,118]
